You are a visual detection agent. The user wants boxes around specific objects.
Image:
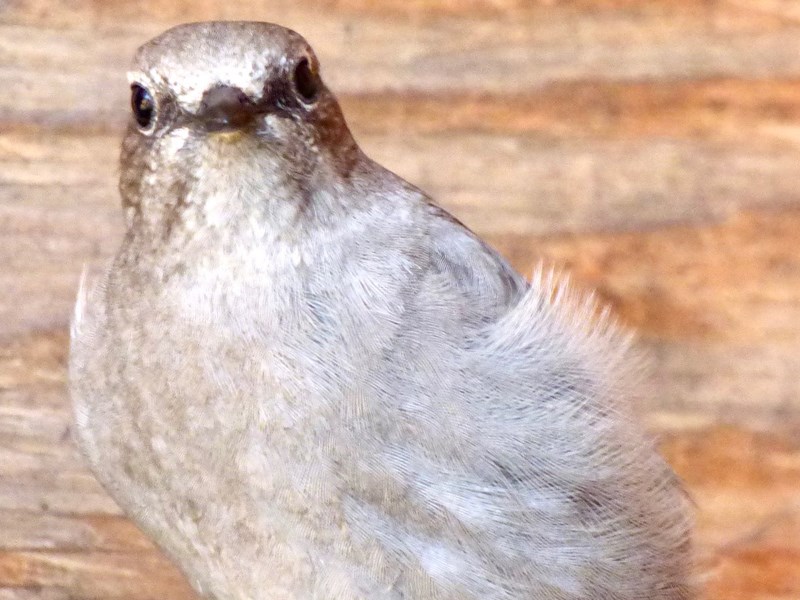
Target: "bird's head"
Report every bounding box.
[119,22,361,239]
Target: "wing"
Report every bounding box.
[422,202,528,328]
[340,202,692,599]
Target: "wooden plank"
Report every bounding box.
[662,428,800,599]
[498,210,800,344]
[0,512,152,552]
[0,550,196,599]
[3,0,800,28]
[340,79,800,142]
[4,4,800,120]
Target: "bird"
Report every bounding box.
[69,21,693,600]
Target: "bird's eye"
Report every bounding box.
[131,84,156,130]
[293,58,319,103]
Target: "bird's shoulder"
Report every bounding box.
[420,202,528,318]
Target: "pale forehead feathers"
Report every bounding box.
[129,22,313,113]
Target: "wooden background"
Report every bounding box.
[2,0,799,598]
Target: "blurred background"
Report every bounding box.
[1,1,799,598]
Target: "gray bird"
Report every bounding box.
[70,21,693,600]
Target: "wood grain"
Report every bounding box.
[1,0,798,598]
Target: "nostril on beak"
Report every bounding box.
[198,85,258,131]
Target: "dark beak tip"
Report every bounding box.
[199,85,258,130]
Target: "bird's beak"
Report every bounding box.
[197,85,261,132]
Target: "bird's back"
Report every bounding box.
[325,204,693,599]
